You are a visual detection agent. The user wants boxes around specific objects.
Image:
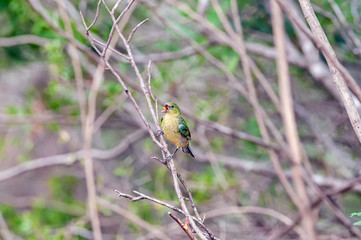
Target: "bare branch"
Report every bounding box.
[0,130,146,183]
[92,38,130,61]
[0,35,49,47]
[271,1,316,238]
[168,213,195,240]
[111,0,123,15]
[127,18,149,43]
[97,197,171,240]
[328,0,361,56]
[86,0,102,31]
[115,190,218,240]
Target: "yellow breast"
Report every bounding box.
[161,115,189,147]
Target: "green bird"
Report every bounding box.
[160,102,195,160]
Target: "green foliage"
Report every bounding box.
[344,193,361,215]
[48,176,79,203]
[43,80,76,111]
[154,40,181,52]
[102,80,123,108]
[191,166,217,203]
[133,202,157,224]
[238,0,271,35]
[0,0,56,67]
[113,157,134,177]
[206,6,221,28]
[6,105,22,115]
[45,40,75,80]
[351,212,361,226]
[154,167,172,200]
[243,117,261,137]
[210,136,224,153]
[0,189,81,239]
[31,202,76,227]
[236,117,269,160]
[0,176,86,238]
[48,122,60,132]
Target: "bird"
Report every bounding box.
[159,102,195,160]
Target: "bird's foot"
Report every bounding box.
[165,154,174,162]
[156,130,164,137]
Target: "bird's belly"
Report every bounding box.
[161,117,188,147]
[164,130,188,147]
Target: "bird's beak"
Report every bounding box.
[162,105,169,113]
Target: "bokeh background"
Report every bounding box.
[0,0,361,239]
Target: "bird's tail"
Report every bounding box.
[182,145,195,158]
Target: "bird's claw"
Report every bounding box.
[156,130,164,137]
[165,154,174,162]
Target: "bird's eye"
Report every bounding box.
[170,106,174,109]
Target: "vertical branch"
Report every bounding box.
[231,0,301,210]
[83,62,105,240]
[56,0,86,126]
[79,1,138,239]
[57,1,102,239]
[270,1,316,239]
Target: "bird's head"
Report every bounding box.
[162,102,180,116]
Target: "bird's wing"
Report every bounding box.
[160,116,164,126]
[179,117,191,140]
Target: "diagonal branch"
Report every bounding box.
[278,0,361,144]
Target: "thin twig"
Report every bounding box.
[0,35,49,47]
[100,0,136,58]
[111,0,122,15]
[115,190,219,240]
[328,0,361,56]
[97,198,171,240]
[168,213,195,240]
[93,38,130,61]
[87,0,102,31]
[127,18,149,43]
[151,156,203,222]
[93,93,127,133]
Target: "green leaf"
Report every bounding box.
[351,212,361,217]
[113,166,133,176]
[227,55,240,73]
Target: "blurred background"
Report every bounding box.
[0,0,361,239]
